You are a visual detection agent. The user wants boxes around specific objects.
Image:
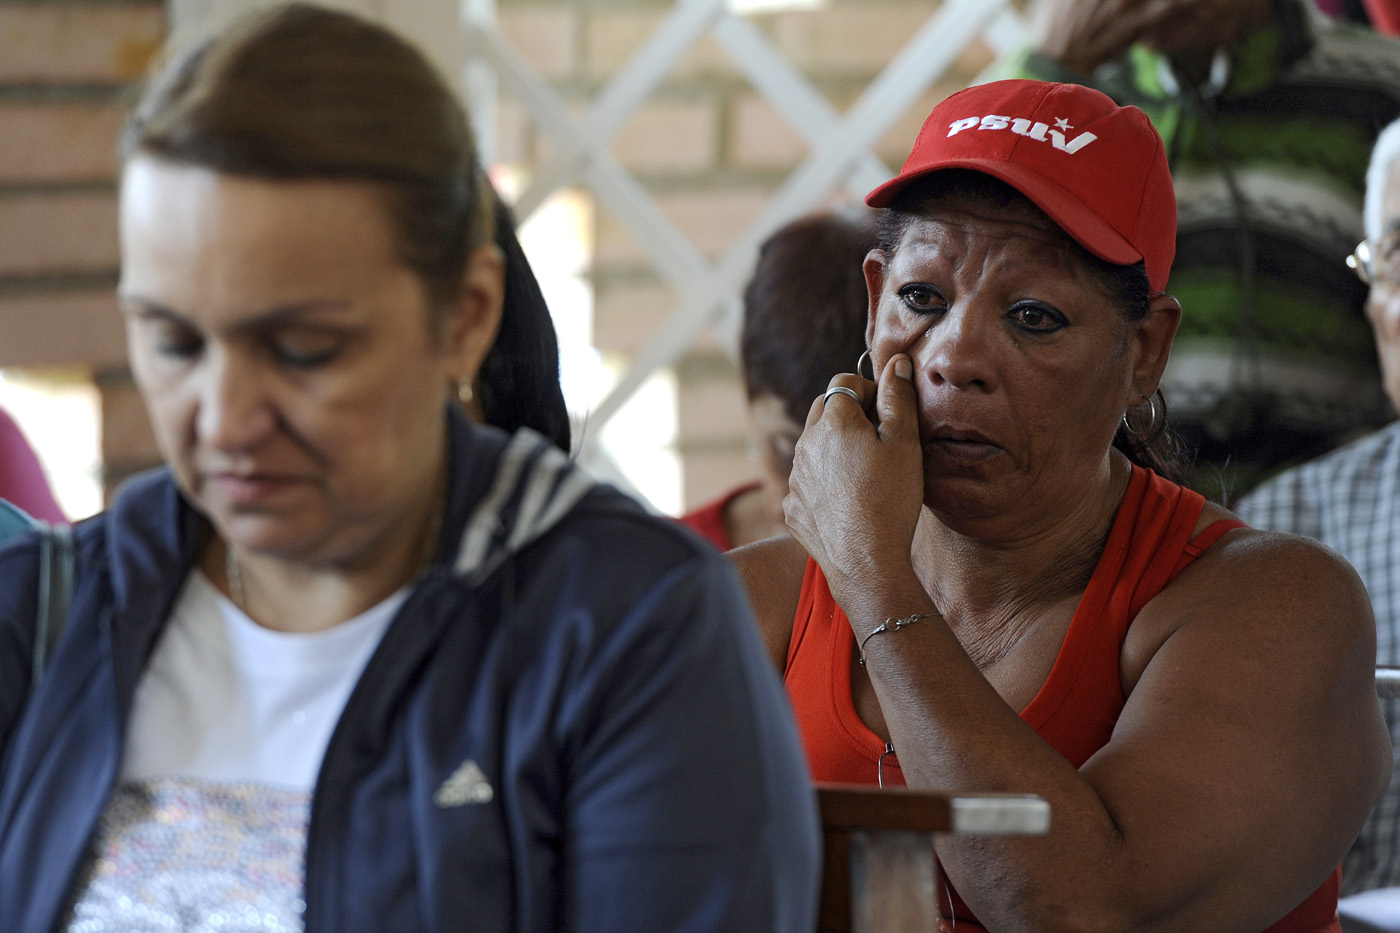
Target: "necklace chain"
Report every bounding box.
[225,545,246,611]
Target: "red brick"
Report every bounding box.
[491,95,536,166]
[677,364,747,446]
[0,3,165,85]
[594,185,769,266]
[0,102,124,185]
[812,83,960,169]
[873,83,963,165]
[659,185,768,258]
[583,9,671,82]
[0,289,127,368]
[956,34,998,77]
[675,34,737,83]
[590,286,732,376]
[727,91,808,170]
[96,370,160,468]
[499,5,579,82]
[531,97,591,169]
[610,98,717,174]
[582,8,732,83]
[0,191,120,277]
[679,446,756,514]
[593,279,676,353]
[770,5,935,75]
[592,206,648,269]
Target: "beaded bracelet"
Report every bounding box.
[857,612,936,667]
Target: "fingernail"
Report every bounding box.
[895,356,911,379]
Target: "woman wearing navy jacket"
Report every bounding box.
[0,5,819,929]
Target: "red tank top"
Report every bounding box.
[784,465,1340,932]
[675,482,760,551]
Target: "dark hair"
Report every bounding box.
[121,2,570,451]
[480,192,571,451]
[879,170,1188,484]
[742,208,879,425]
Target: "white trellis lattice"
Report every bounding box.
[460,0,1030,459]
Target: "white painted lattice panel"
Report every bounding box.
[461,0,1030,456]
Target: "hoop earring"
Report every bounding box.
[857,350,875,381]
[1121,392,1159,435]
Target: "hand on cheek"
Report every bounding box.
[784,354,924,592]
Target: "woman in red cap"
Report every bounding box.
[735,78,1390,931]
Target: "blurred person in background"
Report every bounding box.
[1314,0,1400,34]
[1238,117,1400,909]
[996,0,1400,502]
[680,207,876,550]
[0,405,64,523]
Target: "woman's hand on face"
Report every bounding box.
[784,354,925,594]
[1034,0,1189,74]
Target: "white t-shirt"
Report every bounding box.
[64,572,409,930]
[121,570,406,790]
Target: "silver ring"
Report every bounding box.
[822,386,861,406]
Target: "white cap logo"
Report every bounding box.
[947,114,1097,155]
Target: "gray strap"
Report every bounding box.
[32,522,74,685]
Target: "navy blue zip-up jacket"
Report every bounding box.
[0,411,821,931]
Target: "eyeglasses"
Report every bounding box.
[1348,235,1400,288]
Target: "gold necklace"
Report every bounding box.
[225,544,247,612]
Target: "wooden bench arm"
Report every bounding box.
[814,784,1049,932]
[816,783,1050,835]
[1378,667,1400,699]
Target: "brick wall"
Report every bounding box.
[0,0,165,497]
[0,0,1027,511]
[0,0,449,503]
[494,0,1025,513]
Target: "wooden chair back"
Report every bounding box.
[815,783,1049,933]
[1377,666,1400,698]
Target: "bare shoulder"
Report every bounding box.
[1129,519,1376,681]
[726,534,810,671]
[1122,515,1386,791]
[1193,519,1371,635]
[1093,520,1389,921]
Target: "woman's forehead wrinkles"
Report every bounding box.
[895,210,1078,273]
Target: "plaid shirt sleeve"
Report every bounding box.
[1236,423,1400,895]
[1235,463,1325,541]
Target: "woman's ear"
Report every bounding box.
[443,243,505,390]
[863,248,887,349]
[1130,292,1182,399]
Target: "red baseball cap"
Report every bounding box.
[866,79,1176,292]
